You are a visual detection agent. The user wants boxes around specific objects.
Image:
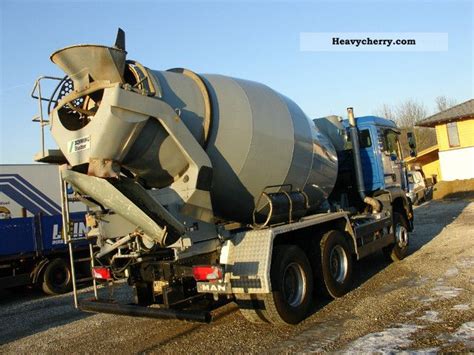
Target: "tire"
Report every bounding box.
[383,212,409,262]
[317,230,354,299]
[41,258,72,295]
[259,245,313,325]
[418,193,425,204]
[414,192,423,205]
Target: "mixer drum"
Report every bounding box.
[49,45,338,223]
[121,70,338,222]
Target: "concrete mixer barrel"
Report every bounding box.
[48,44,338,224]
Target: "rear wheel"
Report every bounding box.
[317,230,354,298]
[383,212,409,261]
[41,258,72,295]
[258,245,313,325]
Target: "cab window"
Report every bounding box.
[347,129,372,149]
[383,129,401,159]
[359,129,372,148]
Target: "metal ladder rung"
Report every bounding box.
[60,171,99,307]
[74,256,92,263]
[66,237,90,242]
[32,116,50,123]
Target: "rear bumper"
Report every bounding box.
[79,299,212,323]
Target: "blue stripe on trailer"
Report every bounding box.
[0,175,61,215]
[0,185,54,215]
[1,174,62,212]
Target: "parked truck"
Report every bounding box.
[31,30,415,324]
[0,164,88,295]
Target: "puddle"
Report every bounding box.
[342,324,422,353]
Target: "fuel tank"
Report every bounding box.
[49,44,338,223]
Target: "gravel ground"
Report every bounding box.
[0,199,472,353]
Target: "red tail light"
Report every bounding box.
[92,266,112,280]
[192,265,223,281]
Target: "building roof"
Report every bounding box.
[417,99,474,127]
[405,145,439,163]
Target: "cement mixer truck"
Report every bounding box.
[31,30,414,324]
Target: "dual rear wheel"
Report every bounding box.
[239,213,410,324]
[238,230,354,324]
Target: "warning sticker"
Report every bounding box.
[68,136,91,153]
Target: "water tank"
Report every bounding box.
[49,45,338,223]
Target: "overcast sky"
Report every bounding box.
[0,0,472,164]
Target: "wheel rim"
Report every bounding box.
[282,262,307,307]
[52,265,70,288]
[329,245,348,284]
[396,224,409,248]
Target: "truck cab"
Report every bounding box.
[347,116,407,193]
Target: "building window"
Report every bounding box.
[446,122,460,147]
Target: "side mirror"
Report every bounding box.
[407,132,417,156]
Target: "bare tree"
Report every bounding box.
[394,99,427,128]
[377,103,395,121]
[435,96,457,112]
[376,99,436,156]
[376,97,458,157]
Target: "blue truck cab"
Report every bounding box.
[344,116,407,194]
[315,114,411,222]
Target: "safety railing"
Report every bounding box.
[30,76,65,157]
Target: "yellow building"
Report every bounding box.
[405,145,441,183]
[417,99,474,181]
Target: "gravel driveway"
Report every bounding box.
[1,199,472,353]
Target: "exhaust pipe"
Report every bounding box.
[347,107,381,213]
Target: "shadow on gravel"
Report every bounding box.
[306,199,470,318]
[0,286,47,306]
[353,199,469,289]
[0,290,92,345]
[0,285,131,345]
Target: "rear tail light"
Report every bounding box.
[192,265,223,281]
[92,266,112,280]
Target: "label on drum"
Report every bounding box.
[68,136,90,153]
